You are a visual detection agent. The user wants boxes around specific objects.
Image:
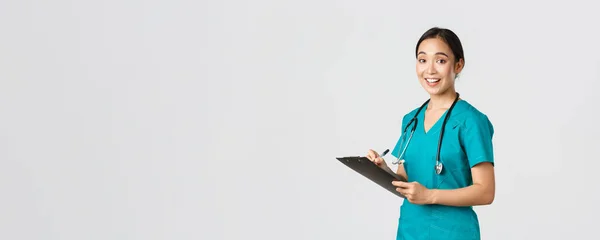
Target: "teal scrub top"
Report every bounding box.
[390,99,495,240]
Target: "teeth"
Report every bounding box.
[426,78,440,83]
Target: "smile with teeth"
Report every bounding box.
[426,78,440,83]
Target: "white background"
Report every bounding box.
[1,0,599,239]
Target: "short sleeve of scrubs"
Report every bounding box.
[461,113,495,168]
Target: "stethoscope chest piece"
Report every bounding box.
[435,161,443,175]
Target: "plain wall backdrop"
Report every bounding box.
[1,0,599,239]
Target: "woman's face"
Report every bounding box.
[415,37,463,96]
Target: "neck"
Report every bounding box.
[428,90,458,110]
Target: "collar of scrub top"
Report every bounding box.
[392,93,460,175]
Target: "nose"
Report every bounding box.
[426,61,436,74]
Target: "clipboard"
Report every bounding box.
[336,156,408,198]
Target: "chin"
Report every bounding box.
[426,89,443,96]
[421,84,443,95]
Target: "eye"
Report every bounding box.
[418,59,426,63]
[436,59,447,64]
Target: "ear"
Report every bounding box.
[454,58,464,75]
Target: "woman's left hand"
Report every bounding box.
[392,181,434,205]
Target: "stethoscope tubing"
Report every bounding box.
[392,93,460,175]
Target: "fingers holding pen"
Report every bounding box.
[366,149,379,161]
[367,149,390,167]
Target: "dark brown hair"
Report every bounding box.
[415,27,465,65]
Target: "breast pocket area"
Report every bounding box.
[433,133,471,189]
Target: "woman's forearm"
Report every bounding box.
[429,183,494,207]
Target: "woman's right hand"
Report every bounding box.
[366,149,387,168]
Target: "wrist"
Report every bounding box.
[427,189,439,205]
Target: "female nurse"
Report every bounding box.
[365,27,496,240]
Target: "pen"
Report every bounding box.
[381,149,389,157]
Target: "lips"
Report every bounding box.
[426,78,440,83]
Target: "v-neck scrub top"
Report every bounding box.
[390,99,495,240]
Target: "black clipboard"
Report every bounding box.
[336,156,408,198]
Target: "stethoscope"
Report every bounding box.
[391,93,460,175]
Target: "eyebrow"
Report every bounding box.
[417,51,449,58]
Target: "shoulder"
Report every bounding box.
[453,100,494,135]
[401,105,422,124]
